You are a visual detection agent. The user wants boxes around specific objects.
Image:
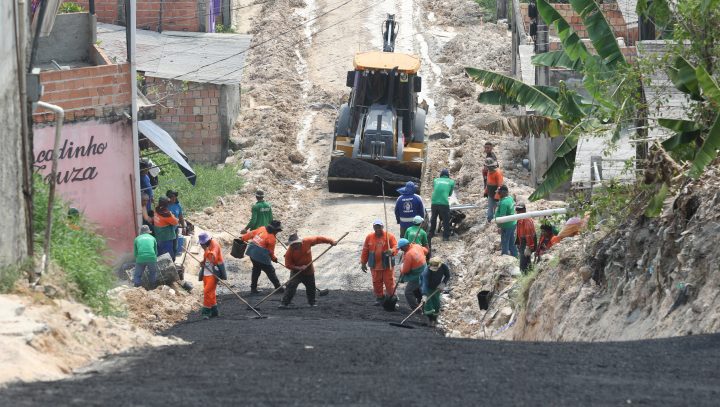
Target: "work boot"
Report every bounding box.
[201,307,212,320]
[308,303,317,307]
[275,287,285,294]
[210,305,219,318]
[278,303,296,309]
[250,287,260,294]
[374,297,384,306]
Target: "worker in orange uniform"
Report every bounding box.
[279,233,336,308]
[514,203,536,274]
[360,219,398,306]
[242,220,283,294]
[397,238,429,309]
[484,157,503,223]
[197,232,227,320]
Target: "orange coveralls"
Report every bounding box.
[202,239,224,309]
[361,231,398,299]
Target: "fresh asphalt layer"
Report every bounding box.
[2,290,719,406]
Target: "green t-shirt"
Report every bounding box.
[134,233,158,263]
[404,225,429,247]
[247,201,273,230]
[495,196,517,229]
[431,176,455,205]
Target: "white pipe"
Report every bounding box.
[592,161,601,183]
[129,0,142,232]
[495,207,567,224]
[37,101,65,276]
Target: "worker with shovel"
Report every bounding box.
[398,238,429,309]
[242,220,284,294]
[421,257,450,327]
[279,233,336,308]
[361,219,398,306]
[198,232,227,319]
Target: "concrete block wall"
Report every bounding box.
[34,60,131,123]
[145,76,225,163]
[76,0,202,32]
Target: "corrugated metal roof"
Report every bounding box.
[97,23,252,85]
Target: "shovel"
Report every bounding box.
[253,232,349,308]
[389,288,441,329]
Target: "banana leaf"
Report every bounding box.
[529,148,577,201]
[644,182,669,218]
[558,83,586,122]
[668,57,703,101]
[658,118,703,133]
[484,116,564,138]
[690,113,720,178]
[536,0,590,63]
[466,68,561,118]
[696,65,720,104]
[570,0,628,68]
[531,51,584,71]
[478,90,520,105]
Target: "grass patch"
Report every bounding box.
[145,151,243,212]
[33,174,115,314]
[511,268,539,309]
[0,260,33,294]
[474,0,497,21]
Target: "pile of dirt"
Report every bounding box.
[111,284,201,332]
[507,165,720,341]
[0,294,182,386]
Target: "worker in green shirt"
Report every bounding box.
[133,225,158,288]
[494,185,518,257]
[430,169,455,241]
[241,190,273,234]
[404,215,429,247]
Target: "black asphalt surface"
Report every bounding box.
[2,290,719,406]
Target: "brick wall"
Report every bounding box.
[34,60,131,123]
[76,0,202,32]
[145,76,223,163]
[521,3,638,45]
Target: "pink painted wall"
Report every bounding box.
[33,120,136,257]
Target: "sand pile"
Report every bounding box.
[112,284,201,332]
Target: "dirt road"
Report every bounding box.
[2,291,719,405]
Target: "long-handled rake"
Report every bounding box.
[253,232,349,308]
[185,251,266,319]
[389,288,441,329]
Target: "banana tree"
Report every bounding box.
[466,0,630,200]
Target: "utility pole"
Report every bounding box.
[129,0,142,231]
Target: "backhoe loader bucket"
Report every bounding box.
[327,157,420,196]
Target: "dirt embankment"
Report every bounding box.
[509,166,720,341]
[0,292,183,386]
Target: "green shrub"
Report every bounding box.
[0,260,33,294]
[33,174,115,314]
[215,24,236,34]
[59,2,84,13]
[145,152,243,212]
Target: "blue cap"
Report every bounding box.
[398,238,410,248]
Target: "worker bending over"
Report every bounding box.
[398,238,429,309]
[421,257,450,328]
[361,219,398,306]
[198,232,227,320]
[280,233,336,308]
[242,220,284,294]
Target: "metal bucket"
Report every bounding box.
[477,290,493,310]
[231,238,247,258]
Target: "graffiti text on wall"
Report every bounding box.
[33,135,108,184]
